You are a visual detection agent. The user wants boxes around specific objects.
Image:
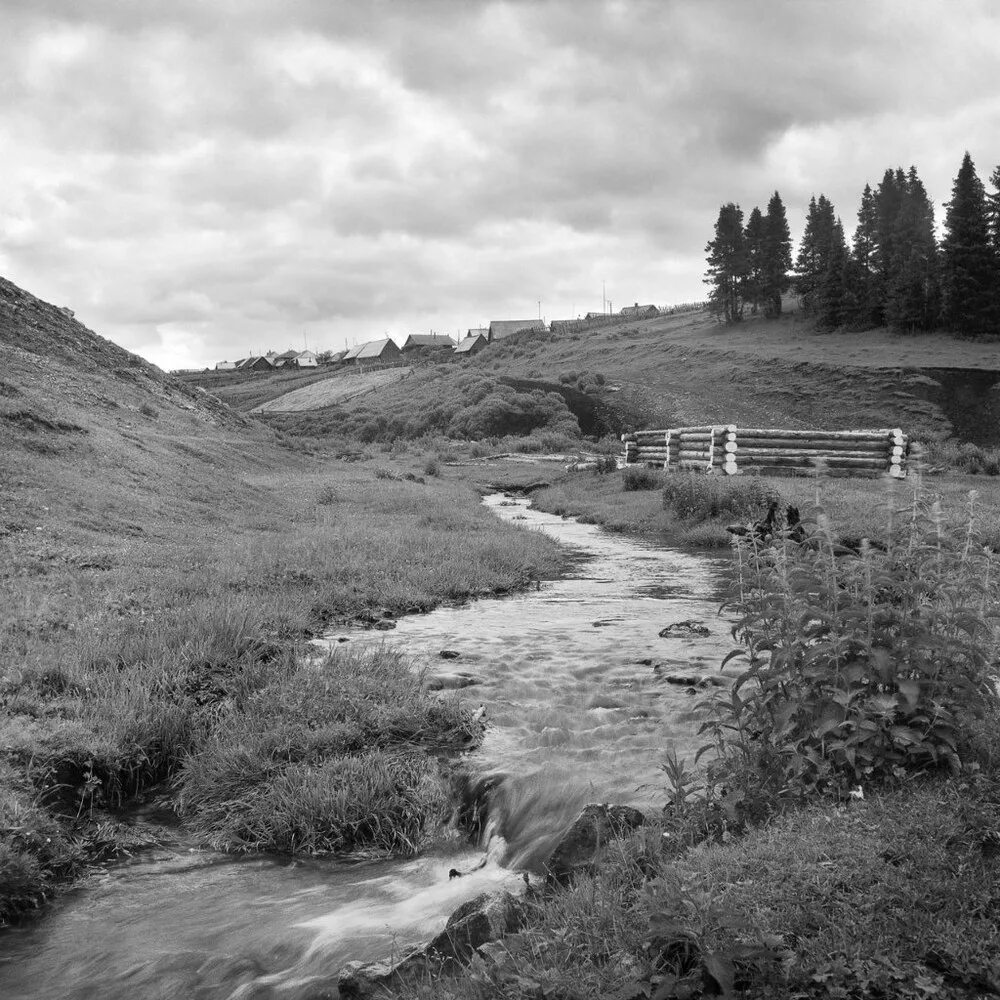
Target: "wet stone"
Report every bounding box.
[338,891,525,997]
[657,671,726,688]
[439,649,461,659]
[658,620,711,638]
[426,672,481,691]
[544,804,647,883]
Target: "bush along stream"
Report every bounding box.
[0,494,734,1000]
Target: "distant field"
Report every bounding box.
[252,367,412,412]
[177,365,339,410]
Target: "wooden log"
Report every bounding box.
[736,427,900,439]
[730,437,891,452]
[738,455,886,468]
[734,448,893,460]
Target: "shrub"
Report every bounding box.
[139,403,158,419]
[700,488,1000,804]
[423,457,440,477]
[623,467,665,491]
[662,474,779,522]
[921,438,1000,476]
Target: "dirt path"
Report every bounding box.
[252,367,412,412]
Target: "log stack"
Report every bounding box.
[621,426,908,478]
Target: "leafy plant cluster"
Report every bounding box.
[706,151,1000,336]
[701,487,1000,809]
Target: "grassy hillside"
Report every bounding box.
[243,307,1000,448]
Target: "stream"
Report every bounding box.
[0,494,732,1000]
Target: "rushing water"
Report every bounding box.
[0,494,732,1000]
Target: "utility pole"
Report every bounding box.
[603,280,606,315]
[538,300,541,321]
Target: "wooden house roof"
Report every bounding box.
[354,338,401,360]
[402,334,455,350]
[489,319,545,340]
[454,333,488,354]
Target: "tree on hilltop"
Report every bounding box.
[744,206,765,314]
[885,166,939,331]
[985,163,1000,254]
[851,182,880,326]
[761,191,792,317]
[870,168,906,325]
[817,218,859,328]
[796,194,837,313]
[705,202,749,323]
[941,151,997,337]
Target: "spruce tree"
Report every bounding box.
[796,194,837,313]
[851,183,879,326]
[941,152,997,337]
[761,191,792,317]
[871,168,904,326]
[744,207,765,315]
[986,163,1000,255]
[818,219,851,328]
[704,203,749,323]
[886,167,940,331]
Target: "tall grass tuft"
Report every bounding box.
[176,646,474,855]
[662,473,779,522]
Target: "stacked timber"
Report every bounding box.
[621,426,908,478]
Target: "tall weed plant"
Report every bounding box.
[701,481,1000,807]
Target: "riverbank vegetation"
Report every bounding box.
[397,477,1000,999]
[529,462,1000,553]
[0,460,564,926]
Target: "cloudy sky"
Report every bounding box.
[2,1,999,370]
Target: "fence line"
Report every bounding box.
[621,425,908,478]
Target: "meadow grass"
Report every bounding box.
[0,458,564,924]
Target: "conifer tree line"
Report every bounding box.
[704,152,1000,337]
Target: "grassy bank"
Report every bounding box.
[390,474,1000,999]
[0,453,564,925]
[526,463,1000,555]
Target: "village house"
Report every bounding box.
[401,333,455,353]
[466,327,490,340]
[235,356,273,372]
[619,303,660,319]
[346,338,403,365]
[488,319,546,342]
[267,349,318,368]
[454,333,488,357]
[214,360,237,370]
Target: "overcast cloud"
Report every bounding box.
[2,0,999,370]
